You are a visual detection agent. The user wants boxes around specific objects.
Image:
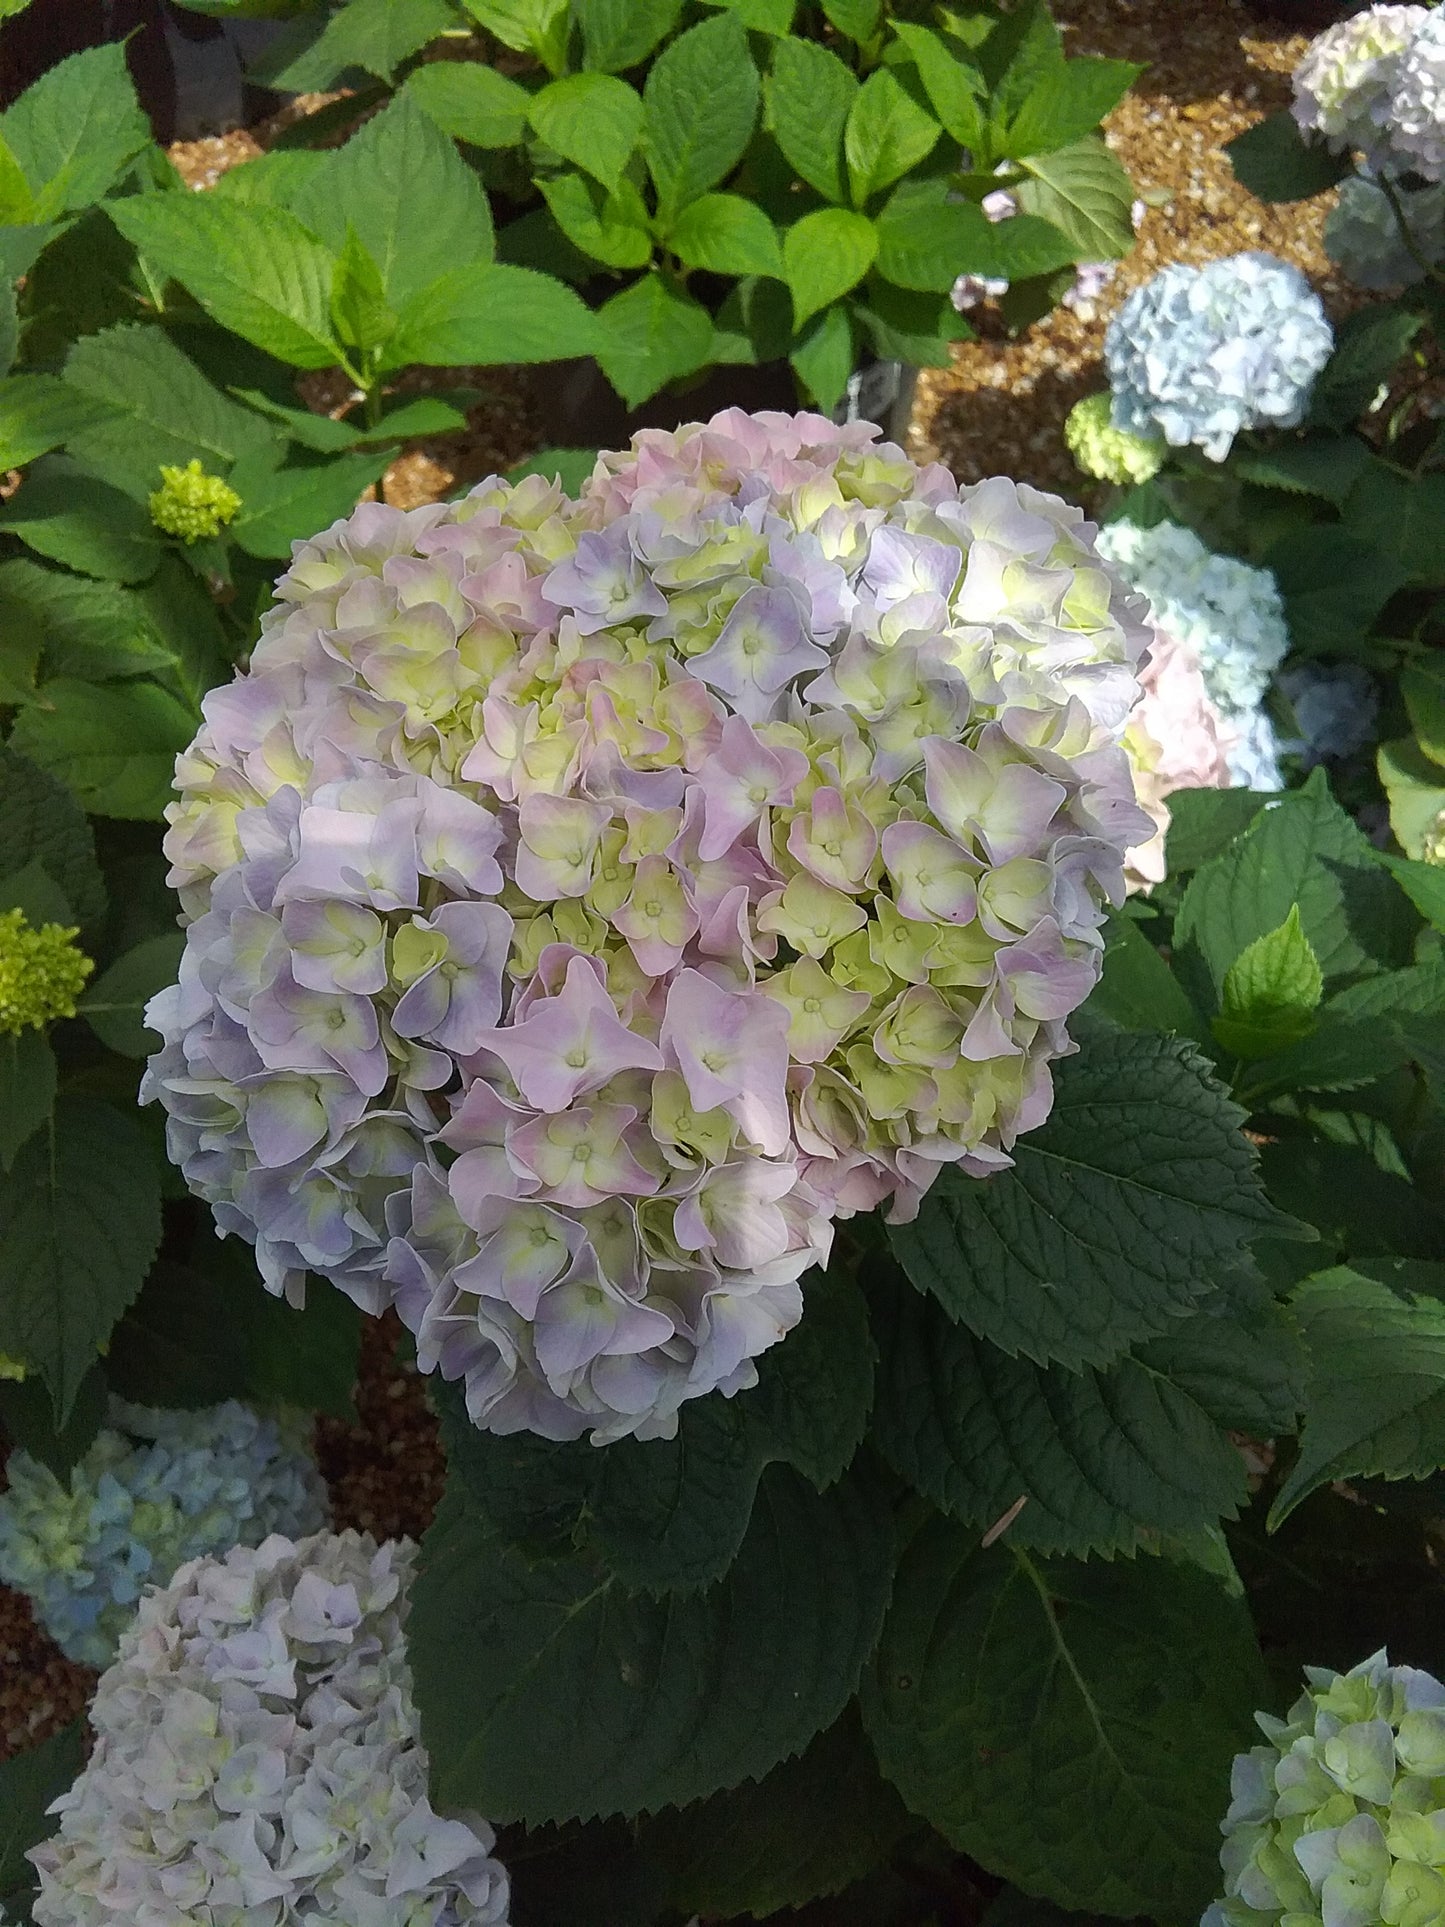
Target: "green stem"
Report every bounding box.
[1377,170,1445,289]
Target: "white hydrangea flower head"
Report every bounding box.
[1385,6,1445,181]
[1207,1648,1445,1927]
[28,1530,511,1927]
[1105,254,1334,463]
[0,1399,327,1666]
[1325,171,1445,286]
[1292,5,1429,151]
[1094,519,1288,792]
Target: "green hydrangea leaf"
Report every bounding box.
[643,15,759,220]
[529,73,644,190]
[871,1263,1250,1556]
[0,1027,54,1174]
[1225,109,1350,202]
[1164,787,1277,873]
[888,1031,1291,1371]
[410,1458,895,1822]
[889,23,986,153]
[79,931,185,1057]
[1014,135,1135,261]
[0,43,149,220]
[1089,912,1206,1039]
[539,171,654,271]
[1136,1296,1307,1437]
[1000,56,1139,159]
[845,68,939,208]
[228,448,390,559]
[668,193,782,278]
[789,301,855,412]
[0,1719,87,1907]
[1380,737,1445,861]
[874,187,994,292]
[575,0,683,73]
[0,373,118,473]
[0,455,162,583]
[784,207,877,327]
[766,36,858,204]
[9,676,194,819]
[405,59,533,148]
[0,744,105,929]
[594,273,713,409]
[861,1526,1267,1919]
[1214,905,1324,1059]
[257,0,455,88]
[386,262,600,371]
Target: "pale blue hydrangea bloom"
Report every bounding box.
[1105,253,1335,461]
[1280,661,1381,763]
[0,1399,327,1665]
[1094,518,1289,790]
[1326,172,1445,287]
[1205,1648,1445,1927]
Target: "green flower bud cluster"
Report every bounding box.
[1064,391,1165,486]
[1206,1650,1445,1927]
[0,1354,26,1381]
[1420,808,1445,867]
[147,458,241,544]
[0,907,92,1035]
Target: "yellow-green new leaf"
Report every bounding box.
[529,73,643,189]
[783,208,876,328]
[1214,904,1324,1060]
[669,194,782,278]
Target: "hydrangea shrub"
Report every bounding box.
[1104,253,1334,461]
[27,1530,512,1926]
[1206,1650,1445,1927]
[144,411,1154,1446]
[0,1400,326,1665]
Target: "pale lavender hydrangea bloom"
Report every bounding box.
[1105,253,1334,461]
[28,1531,511,1927]
[1384,6,1445,181]
[1292,4,1430,157]
[145,412,1153,1444]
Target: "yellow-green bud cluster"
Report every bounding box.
[1065,392,1165,486]
[0,907,92,1035]
[0,1354,27,1382]
[147,458,242,544]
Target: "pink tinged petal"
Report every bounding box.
[673,1159,798,1269]
[243,1075,345,1167]
[996,917,1099,1020]
[416,780,504,895]
[689,585,829,721]
[282,899,387,997]
[472,954,663,1112]
[785,786,878,893]
[390,900,512,1055]
[922,737,1067,865]
[514,791,612,900]
[881,820,979,924]
[661,968,792,1156]
[694,715,810,861]
[448,1142,541,1220]
[275,797,420,911]
[611,855,699,976]
[453,1203,579,1317]
[860,525,962,609]
[959,985,1023,1061]
[508,1105,658,1207]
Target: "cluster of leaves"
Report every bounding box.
[169,0,1140,411]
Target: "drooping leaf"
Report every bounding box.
[462,0,569,71]
[0,744,105,928]
[290,91,494,312]
[1231,434,1369,505]
[386,263,600,370]
[1272,1267,1445,1525]
[639,1707,912,1919]
[593,273,714,409]
[766,36,857,204]
[1382,853,1445,934]
[107,196,340,370]
[789,302,855,412]
[887,1031,1291,1370]
[889,22,986,153]
[10,677,193,819]
[845,69,939,208]
[872,1264,1249,1556]
[783,208,877,327]
[1175,770,1415,994]
[862,1527,1267,1920]
[644,15,759,219]
[1225,111,1350,202]
[62,323,278,501]
[0,43,149,220]
[0,456,162,583]
[0,1097,162,1420]
[411,1459,895,1822]
[405,59,533,148]
[1014,136,1136,261]
[1317,309,1429,441]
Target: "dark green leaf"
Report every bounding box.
[668,193,782,277]
[790,302,855,412]
[0,1097,161,1420]
[0,44,149,219]
[291,91,494,312]
[872,1265,1249,1556]
[874,189,993,292]
[861,1528,1266,1919]
[260,0,455,87]
[386,263,600,369]
[784,208,877,326]
[1137,1296,1306,1438]
[230,1265,361,1421]
[1383,853,1445,933]
[0,857,72,927]
[1404,659,1445,767]
[405,59,533,148]
[0,1029,54,1174]
[1164,786,1274,873]
[644,16,759,219]
[0,744,105,928]
[1273,1267,1445,1524]
[1015,136,1136,261]
[0,558,176,683]
[1238,1012,1411,1103]
[1231,433,1369,505]
[1001,57,1139,159]
[0,373,116,473]
[639,1707,911,1918]
[228,448,389,558]
[1090,912,1204,1038]
[412,1459,895,1823]
[104,1261,250,1411]
[594,274,713,409]
[9,677,193,819]
[1342,454,1445,585]
[79,932,184,1057]
[766,37,857,205]
[1313,308,1427,435]
[107,196,340,370]
[1175,769,1414,993]
[0,456,161,583]
[529,73,644,189]
[853,280,967,367]
[887,1031,1289,1370]
[979,0,1063,112]
[575,0,682,73]
[845,69,939,208]
[1225,110,1350,203]
[1265,525,1409,651]
[983,211,1081,278]
[0,1720,87,1904]
[0,1365,106,1480]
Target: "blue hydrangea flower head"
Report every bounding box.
[1206,1649,1445,1927]
[0,1399,327,1665]
[1326,173,1445,288]
[1280,661,1380,763]
[1105,253,1335,461]
[1094,517,1289,790]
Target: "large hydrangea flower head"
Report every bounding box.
[146,410,1154,1445]
[1104,253,1334,461]
[1292,5,1430,154]
[0,1399,326,1665]
[1385,6,1445,181]
[1122,628,1235,889]
[1205,1648,1445,1927]
[28,1530,511,1926]
[1094,517,1288,791]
